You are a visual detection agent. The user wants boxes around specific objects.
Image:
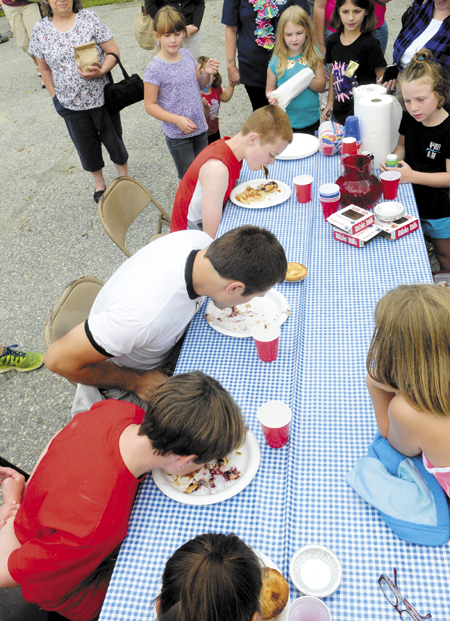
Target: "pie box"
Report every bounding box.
[375,214,420,240]
[326,205,374,234]
[333,224,381,248]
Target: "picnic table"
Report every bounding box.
[99,151,448,621]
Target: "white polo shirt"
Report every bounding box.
[86,230,212,370]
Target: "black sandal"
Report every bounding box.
[93,189,105,203]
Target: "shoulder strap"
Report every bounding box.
[106,52,130,80]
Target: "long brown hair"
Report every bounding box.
[398,48,450,110]
[272,6,321,78]
[366,284,450,417]
[329,0,377,34]
[157,533,262,621]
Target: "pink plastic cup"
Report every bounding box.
[294,175,313,203]
[257,401,292,448]
[380,170,401,200]
[288,597,332,621]
[252,324,280,362]
[341,137,357,157]
[320,195,340,219]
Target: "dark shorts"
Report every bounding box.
[53,97,128,172]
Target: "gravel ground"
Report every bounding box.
[0,0,411,474]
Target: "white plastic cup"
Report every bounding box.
[288,596,332,621]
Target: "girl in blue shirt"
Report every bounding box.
[266,6,326,135]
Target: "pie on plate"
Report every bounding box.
[260,567,290,620]
[168,456,241,495]
[285,262,308,282]
[235,181,280,205]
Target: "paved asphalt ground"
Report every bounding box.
[0,0,408,475]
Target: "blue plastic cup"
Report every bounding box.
[344,115,361,144]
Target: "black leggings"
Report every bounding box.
[244,85,268,111]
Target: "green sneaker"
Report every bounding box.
[0,345,44,374]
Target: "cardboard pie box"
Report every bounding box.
[375,214,420,240]
[334,225,381,248]
[327,205,374,234]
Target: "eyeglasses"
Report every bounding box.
[378,568,432,621]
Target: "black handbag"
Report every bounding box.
[103,52,144,115]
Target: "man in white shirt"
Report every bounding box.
[44,226,287,415]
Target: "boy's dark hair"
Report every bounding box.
[205,225,287,296]
[138,371,245,464]
[330,0,377,34]
[157,533,262,621]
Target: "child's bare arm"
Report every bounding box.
[309,61,326,93]
[144,82,197,134]
[396,157,450,187]
[375,66,386,82]
[321,71,334,120]
[0,516,21,588]
[220,83,235,103]
[266,67,278,105]
[386,395,422,456]
[0,469,25,505]
[198,159,230,238]
[366,374,396,438]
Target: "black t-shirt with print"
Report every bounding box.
[325,32,386,125]
[399,110,450,220]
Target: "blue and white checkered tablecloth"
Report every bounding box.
[100,153,449,621]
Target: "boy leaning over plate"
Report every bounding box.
[170,105,293,237]
[0,371,245,621]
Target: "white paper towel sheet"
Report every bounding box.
[357,95,393,169]
[269,67,314,111]
[353,84,403,159]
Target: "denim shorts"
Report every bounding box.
[421,217,450,239]
[53,97,128,172]
[165,132,208,180]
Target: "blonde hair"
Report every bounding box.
[366,284,450,417]
[272,6,321,78]
[240,105,293,146]
[153,6,188,39]
[398,48,450,110]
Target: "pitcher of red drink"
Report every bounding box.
[336,154,381,208]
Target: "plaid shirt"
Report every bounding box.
[393,0,450,69]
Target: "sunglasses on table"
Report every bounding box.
[378,568,432,621]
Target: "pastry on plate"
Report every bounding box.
[260,567,289,620]
[285,262,308,281]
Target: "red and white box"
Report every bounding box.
[327,205,374,234]
[334,225,381,248]
[375,214,420,240]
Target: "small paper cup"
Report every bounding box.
[288,596,332,621]
[380,170,401,200]
[252,323,280,362]
[257,401,292,448]
[341,137,357,156]
[320,195,340,219]
[294,175,313,203]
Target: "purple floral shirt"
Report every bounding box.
[143,48,207,139]
[29,10,113,111]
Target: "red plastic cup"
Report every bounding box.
[341,137,357,156]
[294,175,313,203]
[252,324,280,362]
[257,401,292,448]
[380,170,401,200]
[320,195,340,219]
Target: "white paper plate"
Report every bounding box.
[204,289,290,338]
[230,179,292,209]
[152,430,260,505]
[276,133,319,160]
[254,549,291,621]
[289,545,342,598]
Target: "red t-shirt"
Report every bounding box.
[170,138,242,232]
[8,400,145,621]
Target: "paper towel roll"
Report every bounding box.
[354,84,387,119]
[357,95,393,169]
